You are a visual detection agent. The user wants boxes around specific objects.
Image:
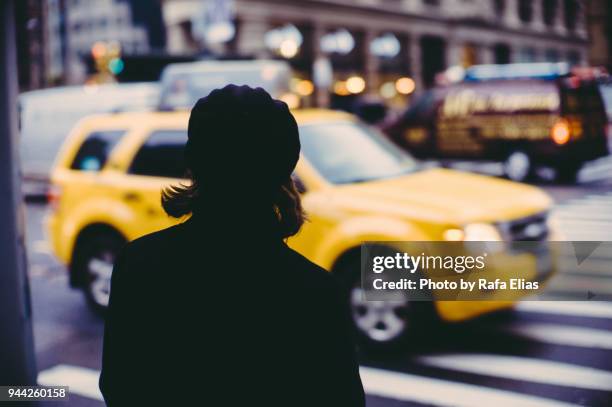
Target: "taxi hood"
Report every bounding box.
[332,168,551,225]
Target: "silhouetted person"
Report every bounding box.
[99,85,365,406]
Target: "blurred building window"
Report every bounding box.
[70,130,126,171]
[542,0,557,26]
[493,43,511,64]
[518,0,533,23]
[545,48,560,62]
[129,130,188,179]
[563,0,579,31]
[567,50,581,66]
[493,0,505,17]
[423,0,440,6]
[420,35,445,88]
[519,47,537,62]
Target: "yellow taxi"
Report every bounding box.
[47,109,552,347]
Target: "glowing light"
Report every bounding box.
[443,228,465,241]
[445,65,466,83]
[379,82,397,99]
[333,81,350,96]
[346,76,366,94]
[551,119,571,145]
[280,93,300,109]
[321,29,355,55]
[265,24,302,58]
[395,77,415,95]
[206,22,235,44]
[108,58,124,74]
[370,33,401,58]
[279,39,299,58]
[91,41,107,59]
[295,79,314,96]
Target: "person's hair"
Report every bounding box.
[161,85,305,239]
[161,174,306,238]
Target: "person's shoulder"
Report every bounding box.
[121,222,187,259]
[282,245,338,289]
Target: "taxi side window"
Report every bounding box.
[70,130,125,171]
[129,130,187,179]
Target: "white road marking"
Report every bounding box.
[360,366,577,407]
[515,301,612,319]
[503,322,612,350]
[417,354,612,391]
[38,364,103,401]
[36,358,601,406]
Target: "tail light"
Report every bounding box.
[551,119,571,145]
[46,185,62,212]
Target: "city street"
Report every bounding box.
[26,159,612,407]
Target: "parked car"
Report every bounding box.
[47,109,553,348]
[383,63,609,182]
[158,59,291,110]
[19,82,160,197]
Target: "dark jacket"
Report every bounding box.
[99,215,365,406]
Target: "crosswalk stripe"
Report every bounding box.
[38,363,581,406]
[360,366,577,407]
[417,354,612,391]
[503,322,612,350]
[38,364,103,401]
[516,301,612,319]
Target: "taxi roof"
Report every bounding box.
[76,108,356,129]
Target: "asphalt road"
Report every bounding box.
[25,159,612,407]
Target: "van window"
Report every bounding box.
[129,130,187,179]
[70,130,125,171]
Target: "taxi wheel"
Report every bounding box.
[503,150,533,182]
[555,162,581,184]
[336,257,437,353]
[73,232,124,315]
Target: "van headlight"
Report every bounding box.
[444,223,503,241]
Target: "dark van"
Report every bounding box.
[383,64,609,182]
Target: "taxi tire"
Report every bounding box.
[73,231,125,315]
[554,162,581,184]
[335,255,438,354]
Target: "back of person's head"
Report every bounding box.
[162,84,305,238]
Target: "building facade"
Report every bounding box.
[586,0,611,70]
[164,0,589,97]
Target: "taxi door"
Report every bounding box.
[112,127,188,240]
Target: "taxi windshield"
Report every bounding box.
[300,121,418,184]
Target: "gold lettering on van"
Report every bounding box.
[441,89,560,118]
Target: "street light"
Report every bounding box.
[265,24,303,59]
[395,77,416,95]
[346,75,366,94]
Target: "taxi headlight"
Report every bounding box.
[463,223,503,241]
[443,223,502,241]
[445,223,505,253]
